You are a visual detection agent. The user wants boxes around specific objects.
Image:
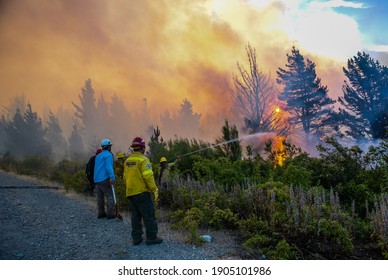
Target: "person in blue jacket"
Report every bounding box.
[94,138,116,219]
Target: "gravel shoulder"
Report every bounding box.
[0,170,240,260]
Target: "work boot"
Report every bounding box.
[97,212,107,219]
[132,238,143,246]
[146,237,163,245]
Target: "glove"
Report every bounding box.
[153,189,159,206]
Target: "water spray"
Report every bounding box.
[174,132,275,160]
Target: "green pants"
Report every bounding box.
[128,192,158,240]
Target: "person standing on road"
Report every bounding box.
[83,147,103,196]
[124,137,162,245]
[94,138,116,219]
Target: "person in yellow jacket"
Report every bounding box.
[124,136,162,246]
[114,152,125,179]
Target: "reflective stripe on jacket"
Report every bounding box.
[124,151,157,197]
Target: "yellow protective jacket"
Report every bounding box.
[123,151,158,197]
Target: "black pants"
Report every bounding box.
[128,192,158,241]
[96,179,114,217]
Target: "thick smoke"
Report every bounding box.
[0,0,377,156]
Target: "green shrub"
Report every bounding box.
[337,183,372,217]
[267,239,299,260]
[49,159,85,183]
[169,186,199,211]
[192,157,242,187]
[62,170,88,193]
[243,233,272,258]
[175,207,204,245]
[0,151,17,172]
[16,155,53,178]
[209,208,238,230]
[238,215,270,240]
[379,241,388,259]
[316,218,355,257]
[282,163,312,188]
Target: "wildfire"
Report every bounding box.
[273,135,286,167]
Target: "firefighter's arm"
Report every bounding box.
[141,160,159,205]
[153,188,159,206]
[141,160,157,193]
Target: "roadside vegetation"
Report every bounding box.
[1,135,386,260]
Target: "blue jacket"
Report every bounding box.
[94,150,115,183]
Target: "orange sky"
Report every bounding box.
[0,0,357,136]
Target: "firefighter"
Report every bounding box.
[83,147,102,195]
[124,137,162,245]
[94,138,116,219]
[114,152,125,179]
[158,157,170,188]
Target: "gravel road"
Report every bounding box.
[0,170,239,260]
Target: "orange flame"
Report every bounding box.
[273,135,286,167]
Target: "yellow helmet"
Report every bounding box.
[116,152,125,159]
[160,157,167,163]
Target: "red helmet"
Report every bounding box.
[131,137,146,148]
[96,148,103,155]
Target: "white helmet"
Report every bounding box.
[101,138,112,147]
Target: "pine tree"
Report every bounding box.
[72,78,98,144]
[46,111,68,160]
[276,47,335,142]
[0,116,6,153]
[68,121,85,160]
[2,95,27,121]
[96,94,111,142]
[215,120,242,161]
[337,52,388,139]
[110,94,132,151]
[146,126,167,164]
[23,103,52,156]
[4,103,51,158]
[176,98,201,139]
[4,108,24,156]
[160,110,175,139]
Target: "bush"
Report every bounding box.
[243,233,272,258]
[16,155,53,178]
[238,215,270,240]
[192,157,243,187]
[316,218,355,257]
[0,151,17,172]
[281,163,312,188]
[62,170,88,193]
[174,207,204,245]
[49,159,85,183]
[267,239,299,260]
[209,208,238,230]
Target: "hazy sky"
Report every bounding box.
[1,0,387,124]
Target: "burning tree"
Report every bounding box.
[230,43,287,135]
[276,47,335,143]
